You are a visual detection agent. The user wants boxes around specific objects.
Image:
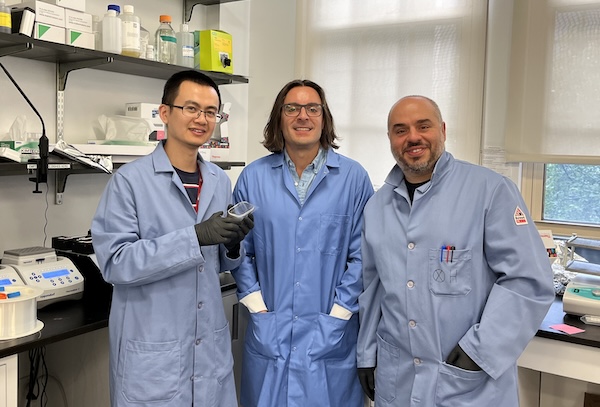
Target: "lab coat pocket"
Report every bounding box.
[247,311,281,359]
[428,248,472,296]
[436,362,494,406]
[318,214,350,255]
[308,313,355,361]
[122,339,180,403]
[375,334,401,404]
[214,322,234,382]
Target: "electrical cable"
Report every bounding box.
[0,61,49,192]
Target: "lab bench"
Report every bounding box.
[518,297,600,406]
[0,271,242,407]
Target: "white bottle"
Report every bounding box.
[155,15,176,64]
[176,23,195,68]
[102,7,122,54]
[120,5,140,58]
[145,44,155,61]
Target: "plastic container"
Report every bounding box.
[139,25,149,59]
[0,0,11,34]
[102,7,122,54]
[0,285,44,340]
[92,15,102,51]
[228,201,256,219]
[155,15,176,64]
[120,5,140,58]
[145,44,155,61]
[176,23,194,68]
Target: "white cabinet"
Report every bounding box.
[0,354,17,407]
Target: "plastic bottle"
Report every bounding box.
[92,15,102,51]
[0,0,11,34]
[120,5,140,58]
[145,44,155,61]
[176,23,195,68]
[139,25,149,59]
[102,5,122,54]
[155,15,176,64]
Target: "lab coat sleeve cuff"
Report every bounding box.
[240,291,268,313]
[329,303,353,320]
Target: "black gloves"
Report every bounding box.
[446,344,481,371]
[357,367,375,401]
[194,210,254,256]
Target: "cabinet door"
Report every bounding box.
[0,354,18,407]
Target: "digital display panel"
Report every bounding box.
[0,279,12,285]
[42,268,69,279]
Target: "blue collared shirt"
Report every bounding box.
[284,147,327,205]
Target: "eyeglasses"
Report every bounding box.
[169,104,225,123]
[282,103,323,117]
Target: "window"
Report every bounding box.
[297,0,487,186]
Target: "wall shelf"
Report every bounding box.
[0,32,249,90]
[0,158,245,204]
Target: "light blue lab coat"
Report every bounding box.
[232,149,374,407]
[357,152,555,407]
[92,141,241,407]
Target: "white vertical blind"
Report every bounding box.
[505,0,600,164]
[297,0,488,185]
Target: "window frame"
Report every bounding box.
[521,162,600,239]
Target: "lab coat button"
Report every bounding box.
[298,216,302,221]
[297,248,300,252]
[196,339,202,345]
[409,320,416,328]
[198,302,203,309]
[190,376,194,381]
[295,282,300,287]
[408,242,415,250]
[407,280,414,288]
[413,358,421,365]
[294,315,298,320]
[292,346,297,351]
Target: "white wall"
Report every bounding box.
[0,1,296,405]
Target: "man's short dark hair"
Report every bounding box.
[161,70,222,107]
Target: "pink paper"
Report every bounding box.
[549,323,585,335]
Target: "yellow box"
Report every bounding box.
[196,30,233,74]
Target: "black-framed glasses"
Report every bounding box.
[169,104,225,123]
[282,103,323,117]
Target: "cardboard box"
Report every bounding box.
[0,140,40,162]
[34,22,65,44]
[40,0,85,12]
[196,30,233,74]
[7,1,65,27]
[67,29,93,49]
[65,9,92,33]
[125,102,165,140]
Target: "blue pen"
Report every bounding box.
[440,245,446,262]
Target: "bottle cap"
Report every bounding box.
[107,4,120,14]
[159,15,172,23]
[123,5,134,14]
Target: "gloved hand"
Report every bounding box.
[223,212,254,257]
[194,211,244,247]
[446,344,482,371]
[357,367,375,401]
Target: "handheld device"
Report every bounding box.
[228,201,256,218]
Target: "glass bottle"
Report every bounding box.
[155,15,176,64]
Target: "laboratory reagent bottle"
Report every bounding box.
[102,5,122,54]
[139,25,149,59]
[0,0,11,34]
[155,15,176,64]
[176,23,195,68]
[92,15,102,51]
[120,5,140,58]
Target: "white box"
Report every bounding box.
[40,0,85,12]
[64,9,92,33]
[7,1,65,27]
[34,22,65,44]
[66,29,93,49]
[125,103,161,122]
[210,147,229,162]
[199,147,211,162]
